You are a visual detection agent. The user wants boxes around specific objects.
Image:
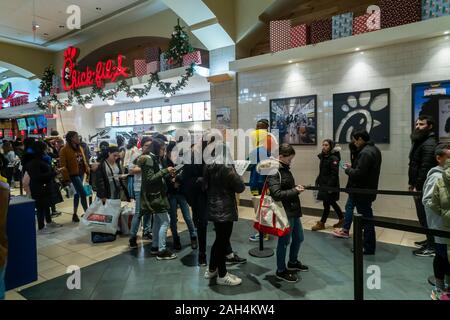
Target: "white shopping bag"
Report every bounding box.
[81,198,122,234]
[118,204,135,235]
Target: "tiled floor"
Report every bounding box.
[5,192,430,300]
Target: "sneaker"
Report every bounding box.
[72,214,80,223]
[431,287,450,300]
[217,273,242,286]
[311,221,325,231]
[414,239,428,248]
[198,253,207,266]
[333,218,345,228]
[333,229,350,239]
[413,247,435,257]
[173,238,182,251]
[47,222,63,228]
[150,247,159,256]
[249,233,260,242]
[191,237,198,250]
[204,269,218,279]
[226,253,247,265]
[287,260,309,272]
[142,233,152,241]
[38,227,55,235]
[276,270,298,283]
[129,237,138,249]
[156,249,177,260]
[51,211,62,217]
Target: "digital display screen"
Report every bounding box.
[162,105,172,123]
[143,108,152,124]
[17,118,27,131]
[26,117,37,130]
[152,107,162,123]
[36,115,47,129]
[172,105,182,123]
[182,103,193,122]
[105,113,112,127]
[193,102,205,121]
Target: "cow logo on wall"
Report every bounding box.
[0,82,12,99]
[333,88,390,144]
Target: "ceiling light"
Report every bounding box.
[66,105,73,112]
[106,99,115,106]
[355,48,360,51]
[133,96,141,103]
[288,60,293,63]
[165,93,172,98]
[444,31,449,35]
[85,103,93,109]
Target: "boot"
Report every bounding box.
[191,237,198,250]
[333,218,345,228]
[311,221,325,231]
[72,214,80,223]
[173,237,182,251]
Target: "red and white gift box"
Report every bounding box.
[380,0,421,29]
[134,59,147,77]
[270,20,291,52]
[146,61,159,74]
[145,47,161,63]
[182,51,202,66]
[353,11,381,35]
[310,19,332,44]
[290,24,309,48]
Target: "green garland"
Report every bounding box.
[37,63,196,111]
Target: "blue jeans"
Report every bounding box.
[152,212,170,251]
[355,199,376,253]
[277,217,304,272]
[127,176,135,200]
[169,194,197,240]
[0,265,5,300]
[129,191,152,237]
[70,175,88,214]
[343,195,355,231]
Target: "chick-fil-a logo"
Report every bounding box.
[61,46,129,91]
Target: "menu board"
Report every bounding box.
[204,101,211,120]
[17,118,27,131]
[105,112,112,127]
[152,107,162,123]
[143,108,152,124]
[27,117,37,130]
[135,109,144,125]
[193,102,205,121]
[36,115,48,129]
[172,105,182,123]
[119,111,127,126]
[182,103,193,122]
[111,112,119,126]
[127,110,135,126]
[162,105,172,123]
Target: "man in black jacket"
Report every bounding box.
[409,115,437,257]
[344,129,382,255]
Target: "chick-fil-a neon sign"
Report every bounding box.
[61,46,130,91]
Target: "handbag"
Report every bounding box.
[253,173,291,237]
[83,183,93,197]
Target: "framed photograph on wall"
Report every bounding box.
[333,88,390,144]
[412,80,450,142]
[270,95,317,145]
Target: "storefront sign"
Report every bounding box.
[0,81,29,108]
[62,46,130,91]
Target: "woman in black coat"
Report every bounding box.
[25,141,62,234]
[203,146,245,286]
[312,139,344,231]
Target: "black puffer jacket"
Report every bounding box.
[261,160,302,218]
[316,148,341,202]
[95,160,129,201]
[408,132,437,191]
[25,157,56,208]
[203,164,245,223]
[345,141,382,202]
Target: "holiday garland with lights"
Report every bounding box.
[37,21,196,111]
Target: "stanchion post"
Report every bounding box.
[353,213,364,301]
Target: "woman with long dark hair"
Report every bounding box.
[312,139,344,231]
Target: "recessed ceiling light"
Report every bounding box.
[288,60,293,63]
[96,7,101,11]
[444,31,450,35]
[355,48,360,51]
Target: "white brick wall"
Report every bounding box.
[235,35,450,220]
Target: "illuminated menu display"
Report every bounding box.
[152,107,162,123]
[135,109,143,125]
[204,101,211,120]
[182,103,193,122]
[111,112,119,126]
[105,113,111,127]
[126,110,135,126]
[193,102,204,121]
[119,111,127,126]
[172,105,182,123]
[143,108,152,124]
[162,105,172,123]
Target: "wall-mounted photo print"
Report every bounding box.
[333,88,390,144]
[270,95,317,145]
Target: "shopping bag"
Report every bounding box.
[81,198,122,234]
[83,183,93,197]
[253,178,290,237]
[118,204,135,235]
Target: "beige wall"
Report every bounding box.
[234,0,275,42]
[203,0,236,40]
[0,42,55,78]
[53,9,206,71]
[230,35,450,221]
